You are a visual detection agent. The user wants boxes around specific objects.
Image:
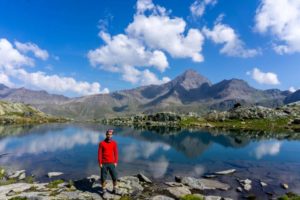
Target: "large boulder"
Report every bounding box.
[166,186,191,198]
[180,177,230,191]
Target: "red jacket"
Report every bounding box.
[98,139,118,164]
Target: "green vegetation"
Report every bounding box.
[8,197,28,200]
[0,167,5,179]
[68,179,74,187]
[0,100,68,125]
[26,186,38,192]
[46,179,65,188]
[210,118,292,132]
[180,194,204,200]
[120,196,133,200]
[0,178,17,186]
[278,192,300,200]
[180,116,300,133]
[24,175,35,184]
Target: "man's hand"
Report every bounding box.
[114,163,117,167]
[100,164,103,168]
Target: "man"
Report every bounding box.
[98,129,118,193]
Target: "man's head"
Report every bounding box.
[105,129,114,140]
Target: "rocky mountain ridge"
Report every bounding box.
[0,69,299,119]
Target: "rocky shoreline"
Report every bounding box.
[101,103,300,133]
[0,167,299,200]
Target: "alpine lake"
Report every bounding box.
[1,123,300,199]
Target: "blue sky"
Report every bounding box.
[0,0,300,97]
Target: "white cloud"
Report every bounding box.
[0,129,102,156]
[0,38,108,96]
[88,31,169,85]
[289,86,297,93]
[247,67,280,85]
[136,0,167,15]
[137,0,155,14]
[193,165,205,176]
[88,32,168,73]
[0,38,34,69]
[121,140,170,163]
[254,141,281,159]
[255,0,300,54]
[148,156,169,178]
[0,72,14,87]
[127,15,204,62]
[203,19,260,58]
[8,68,109,95]
[140,69,171,85]
[122,66,170,85]
[190,0,217,17]
[15,41,49,60]
[88,0,205,86]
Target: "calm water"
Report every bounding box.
[1,123,300,198]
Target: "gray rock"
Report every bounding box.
[119,176,144,192]
[57,182,68,188]
[6,190,16,196]
[242,179,252,185]
[175,176,182,182]
[205,123,214,128]
[214,169,236,175]
[9,170,25,179]
[100,176,144,197]
[47,172,63,178]
[236,187,243,192]
[292,118,300,124]
[164,182,184,187]
[0,183,32,199]
[204,196,222,200]
[137,173,152,183]
[103,191,121,200]
[260,181,267,187]
[181,177,230,190]
[58,191,98,200]
[87,174,100,182]
[9,192,51,200]
[18,172,26,180]
[281,183,289,189]
[166,186,191,198]
[150,195,175,200]
[244,184,252,191]
[238,179,252,191]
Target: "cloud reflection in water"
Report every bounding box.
[254,141,282,159]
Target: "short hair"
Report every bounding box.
[106,129,114,134]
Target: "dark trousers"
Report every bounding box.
[101,163,118,184]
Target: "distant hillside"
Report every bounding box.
[285,89,300,104]
[0,100,66,125]
[0,84,69,105]
[0,70,295,119]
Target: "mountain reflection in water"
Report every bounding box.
[0,123,299,195]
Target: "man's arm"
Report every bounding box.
[98,142,103,167]
[114,142,118,166]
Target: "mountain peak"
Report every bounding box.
[182,69,199,77]
[171,69,212,90]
